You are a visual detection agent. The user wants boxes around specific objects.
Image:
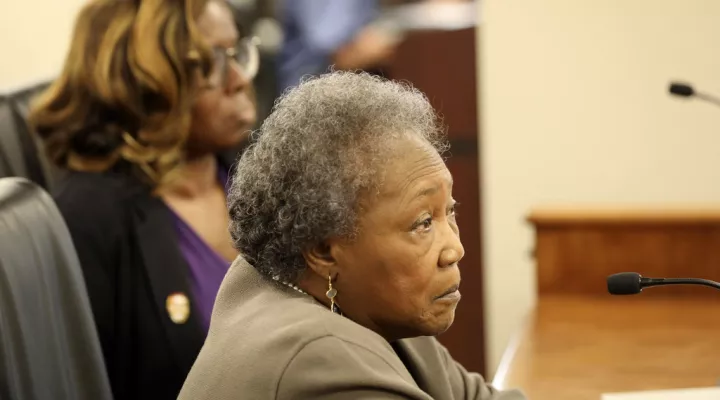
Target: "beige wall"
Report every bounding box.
[480,0,720,375]
[0,0,86,91]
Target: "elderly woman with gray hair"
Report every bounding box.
[179,72,526,400]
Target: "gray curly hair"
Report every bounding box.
[227,72,448,282]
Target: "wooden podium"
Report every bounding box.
[494,207,720,399]
[385,26,485,375]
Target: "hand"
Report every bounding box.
[332,25,402,70]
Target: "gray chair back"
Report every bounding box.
[0,177,112,400]
[0,84,62,191]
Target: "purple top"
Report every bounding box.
[168,167,231,332]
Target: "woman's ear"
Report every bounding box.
[302,241,336,278]
[302,238,346,278]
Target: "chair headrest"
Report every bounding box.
[0,177,112,400]
[0,82,60,190]
[0,176,47,209]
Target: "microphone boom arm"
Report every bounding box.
[641,277,720,291]
[693,92,720,108]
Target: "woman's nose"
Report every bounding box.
[226,61,251,95]
[439,221,464,268]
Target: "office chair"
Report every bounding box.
[0,177,112,400]
[0,83,61,190]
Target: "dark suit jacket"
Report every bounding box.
[179,257,527,400]
[52,155,236,400]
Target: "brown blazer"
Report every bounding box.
[179,258,526,399]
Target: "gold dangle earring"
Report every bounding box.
[326,274,339,314]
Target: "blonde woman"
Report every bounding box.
[29,0,257,398]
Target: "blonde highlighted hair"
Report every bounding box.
[30,0,219,185]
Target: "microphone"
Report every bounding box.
[607,272,720,295]
[668,81,720,108]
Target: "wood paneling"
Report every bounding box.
[387,28,479,138]
[386,27,485,375]
[493,295,720,400]
[529,208,720,297]
[529,208,720,225]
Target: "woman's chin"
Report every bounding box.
[414,309,457,337]
[433,313,456,336]
[231,127,252,144]
[216,126,252,150]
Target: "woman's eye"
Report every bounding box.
[448,202,459,216]
[413,217,433,232]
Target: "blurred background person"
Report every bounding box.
[277,0,403,93]
[28,0,258,398]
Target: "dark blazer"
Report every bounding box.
[52,154,235,400]
[179,257,527,400]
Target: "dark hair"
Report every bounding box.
[227,72,448,283]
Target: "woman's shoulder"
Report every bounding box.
[183,297,424,399]
[53,171,144,215]
[259,308,431,398]
[219,290,396,360]
[54,170,139,196]
[51,170,148,237]
[214,261,393,354]
[275,303,398,362]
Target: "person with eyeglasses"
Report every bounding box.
[28,0,258,399]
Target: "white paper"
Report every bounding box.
[602,387,720,400]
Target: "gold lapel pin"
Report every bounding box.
[166,292,190,324]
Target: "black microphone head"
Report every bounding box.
[607,272,642,295]
[669,82,694,97]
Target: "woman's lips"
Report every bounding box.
[436,284,461,301]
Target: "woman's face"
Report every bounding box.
[330,138,464,341]
[189,1,256,155]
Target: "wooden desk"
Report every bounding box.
[493,295,720,400]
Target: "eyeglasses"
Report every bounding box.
[188,36,260,89]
